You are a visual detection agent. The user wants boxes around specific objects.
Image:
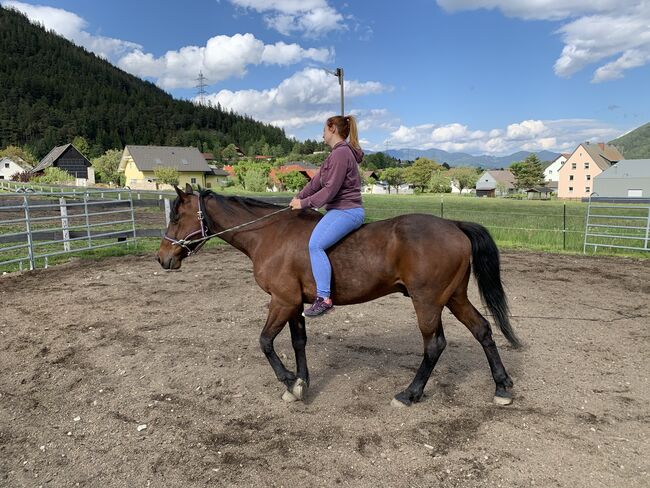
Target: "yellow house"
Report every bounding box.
[119,145,228,190]
[557,142,623,199]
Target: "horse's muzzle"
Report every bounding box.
[156,252,182,270]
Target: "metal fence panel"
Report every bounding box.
[583,194,650,253]
[0,189,137,270]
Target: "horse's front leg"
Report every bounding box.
[286,311,309,401]
[259,299,303,401]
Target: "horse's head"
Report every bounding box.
[156,183,205,270]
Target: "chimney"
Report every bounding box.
[598,142,605,151]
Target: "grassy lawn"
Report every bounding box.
[1,189,647,273]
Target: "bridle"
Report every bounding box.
[163,194,291,256]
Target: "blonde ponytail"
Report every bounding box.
[346,115,360,149]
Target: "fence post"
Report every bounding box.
[164,198,171,227]
[60,197,70,252]
[563,203,566,250]
[440,199,444,219]
[23,195,35,270]
[84,193,91,248]
[645,204,650,251]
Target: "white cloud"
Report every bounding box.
[384,119,622,155]
[437,0,650,82]
[117,34,333,89]
[200,68,390,128]
[1,0,141,59]
[229,0,345,36]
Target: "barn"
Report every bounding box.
[32,144,94,184]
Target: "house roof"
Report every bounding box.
[122,145,211,173]
[525,187,553,193]
[33,144,90,172]
[208,167,230,177]
[595,159,650,179]
[487,170,516,186]
[581,143,623,171]
[0,156,32,171]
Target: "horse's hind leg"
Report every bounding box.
[447,292,514,405]
[392,302,445,407]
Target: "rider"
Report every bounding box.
[290,115,365,317]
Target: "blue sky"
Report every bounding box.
[3,0,650,155]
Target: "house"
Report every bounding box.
[364,181,414,194]
[118,145,216,190]
[450,180,474,195]
[0,157,32,180]
[269,163,319,192]
[593,159,650,198]
[32,144,94,185]
[557,142,623,199]
[544,153,570,183]
[475,170,516,197]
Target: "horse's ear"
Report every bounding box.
[174,185,185,199]
[185,183,194,195]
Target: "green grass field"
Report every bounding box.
[1,189,647,273]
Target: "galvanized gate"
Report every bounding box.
[583,194,650,253]
[0,189,137,271]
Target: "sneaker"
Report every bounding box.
[304,297,334,317]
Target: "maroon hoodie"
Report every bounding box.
[298,141,364,210]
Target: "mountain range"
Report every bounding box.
[380,148,561,169]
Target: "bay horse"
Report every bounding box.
[157,184,520,407]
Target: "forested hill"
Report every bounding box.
[0,6,294,159]
[609,122,650,159]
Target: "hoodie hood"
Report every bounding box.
[346,143,364,164]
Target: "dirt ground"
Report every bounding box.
[0,246,648,487]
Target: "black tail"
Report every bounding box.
[456,221,521,348]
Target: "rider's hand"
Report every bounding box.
[290,198,302,210]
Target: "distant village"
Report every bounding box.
[1,139,648,200]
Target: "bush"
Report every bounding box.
[10,170,32,182]
[243,168,269,192]
[32,167,74,184]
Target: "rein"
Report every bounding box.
[163,195,291,256]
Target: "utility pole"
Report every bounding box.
[195,71,208,105]
[323,67,344,115]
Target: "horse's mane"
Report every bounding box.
[169,189,284,224]
[199,189,284,211]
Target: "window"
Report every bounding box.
[4,163,9,168]
[586,175,591,181]
[0,175,4,180]
[584,162,590,169]
[569,186,573,192]
[190,177,197,184]
[569,175,574,181]
[585,187,590,193]
[571,162,576,169]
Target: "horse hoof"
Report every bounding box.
[282,390,298,403]
[291,378,307,401]
[493,395,513,406]
[391,397,409,408]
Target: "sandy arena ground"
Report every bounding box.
[0,246,648,487]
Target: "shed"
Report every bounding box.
[525,187,553,200]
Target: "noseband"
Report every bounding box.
[163,194,291,256]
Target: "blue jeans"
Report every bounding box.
[309,207,365,298]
